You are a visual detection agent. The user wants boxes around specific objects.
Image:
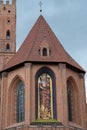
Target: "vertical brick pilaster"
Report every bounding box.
[0,76,2,130]
[57,63,68,125]
[0,72,8,129]
[25,63,32,124]
[79,73,86,129]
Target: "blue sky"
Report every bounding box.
[8,0,87,98]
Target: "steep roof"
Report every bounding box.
[1,15,85,73]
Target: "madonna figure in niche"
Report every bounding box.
[38,73,53,119]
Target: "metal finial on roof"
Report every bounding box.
[39,1,43,13]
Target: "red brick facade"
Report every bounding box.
[0,1,87,130]
[0,64,86,130]
[0,0,16,70]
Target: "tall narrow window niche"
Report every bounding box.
[15,81,25,123]
[43,48,47,56]
[67,82,73,122]
[6,30,10,40]
[6,44,10,52]
[67,78,80,124]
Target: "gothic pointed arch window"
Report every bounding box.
[6,30,10,40]
[15,81,25,123]
[43,48,47,56]
[6,43,10,51]
[35,67,56,120]
[67,78,80,124]
[8,78,25,125]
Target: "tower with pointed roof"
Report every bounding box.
[0,3,86,130]
[0,0,16,70]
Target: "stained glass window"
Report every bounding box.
[38,73,53,119]
[36,67,57,120]
[15,81,25,123]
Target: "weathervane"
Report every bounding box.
[39,1,43,13]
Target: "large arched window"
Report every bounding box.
[35,67,56,120]
[15,81,25,123]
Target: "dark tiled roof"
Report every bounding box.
[1,15,85,73]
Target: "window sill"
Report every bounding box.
[69,121,84,129]
[5,122,25,129]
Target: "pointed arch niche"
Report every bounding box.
[7,76,25,125]
[67,76,80,124]
[6,43,10,52]
[35,67,57,120]
[6,30,10,40]
[38,40,51,56]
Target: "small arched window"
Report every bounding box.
[43,48,47,56]
[6,30,10,40]
[38,49,40,55]
[6,44,10,51]
[15,81,25,123]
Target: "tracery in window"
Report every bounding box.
[15,81,25,123]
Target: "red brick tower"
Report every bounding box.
[0,0,16,70]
